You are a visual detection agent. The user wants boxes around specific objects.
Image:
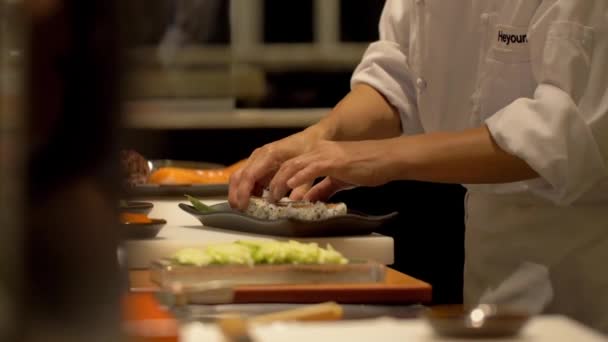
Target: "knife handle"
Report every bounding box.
[250,302,343,324]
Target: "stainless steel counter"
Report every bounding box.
[124,101,328,129]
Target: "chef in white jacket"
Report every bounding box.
[229,0,608,332]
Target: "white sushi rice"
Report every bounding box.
[245,197,347,221]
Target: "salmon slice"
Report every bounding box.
[147,159,247,185]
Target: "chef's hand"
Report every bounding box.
[229,129,323,210]
[267,140,392,202]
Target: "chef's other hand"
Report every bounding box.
[228,129,323,211]
[268,140,392,202]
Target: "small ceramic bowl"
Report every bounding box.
[424,304,530,338]
[122,218,166,239]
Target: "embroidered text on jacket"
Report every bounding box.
[498,30,528,45]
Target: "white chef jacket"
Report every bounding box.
[351,0,608,333]
[352,0,608,205]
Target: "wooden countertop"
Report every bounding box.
[123,267,430,341]
[123,267,431,341]
[129,268,432,305]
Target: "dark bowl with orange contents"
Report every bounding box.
[424,304,530,338]
[120,212,166,239]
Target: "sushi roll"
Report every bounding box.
[244,197,347,221]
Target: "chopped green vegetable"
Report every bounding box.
[317,244,348,265]
[205,243,254,265]
[173,248,212,266]
[185,194,214,213]
[172,240,348,266]
[253,241,291,264]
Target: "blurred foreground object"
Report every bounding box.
[22,0,123,340]
[0,0,26,340]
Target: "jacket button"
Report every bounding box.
[416,77,427,91]
[480,13,489,25]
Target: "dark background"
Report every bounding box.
[258,0,384,108]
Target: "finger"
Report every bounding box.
[229,151,260,210]
[289,182,313,201]
[228,168,243,209]
[236,179,256,211]
[235,156,276,210]
[285,161,328,191]
[268,155,312,202]
[303,177,342,202]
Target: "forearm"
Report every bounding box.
[305,83,402,141]
[386,125,538,184]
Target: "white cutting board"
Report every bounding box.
[124,199,394,268]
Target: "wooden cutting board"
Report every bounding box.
[129,268,432,304]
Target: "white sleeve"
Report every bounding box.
[485,1,608,205]
[350,0,423,135]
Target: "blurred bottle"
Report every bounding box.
[21,0,124,341]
